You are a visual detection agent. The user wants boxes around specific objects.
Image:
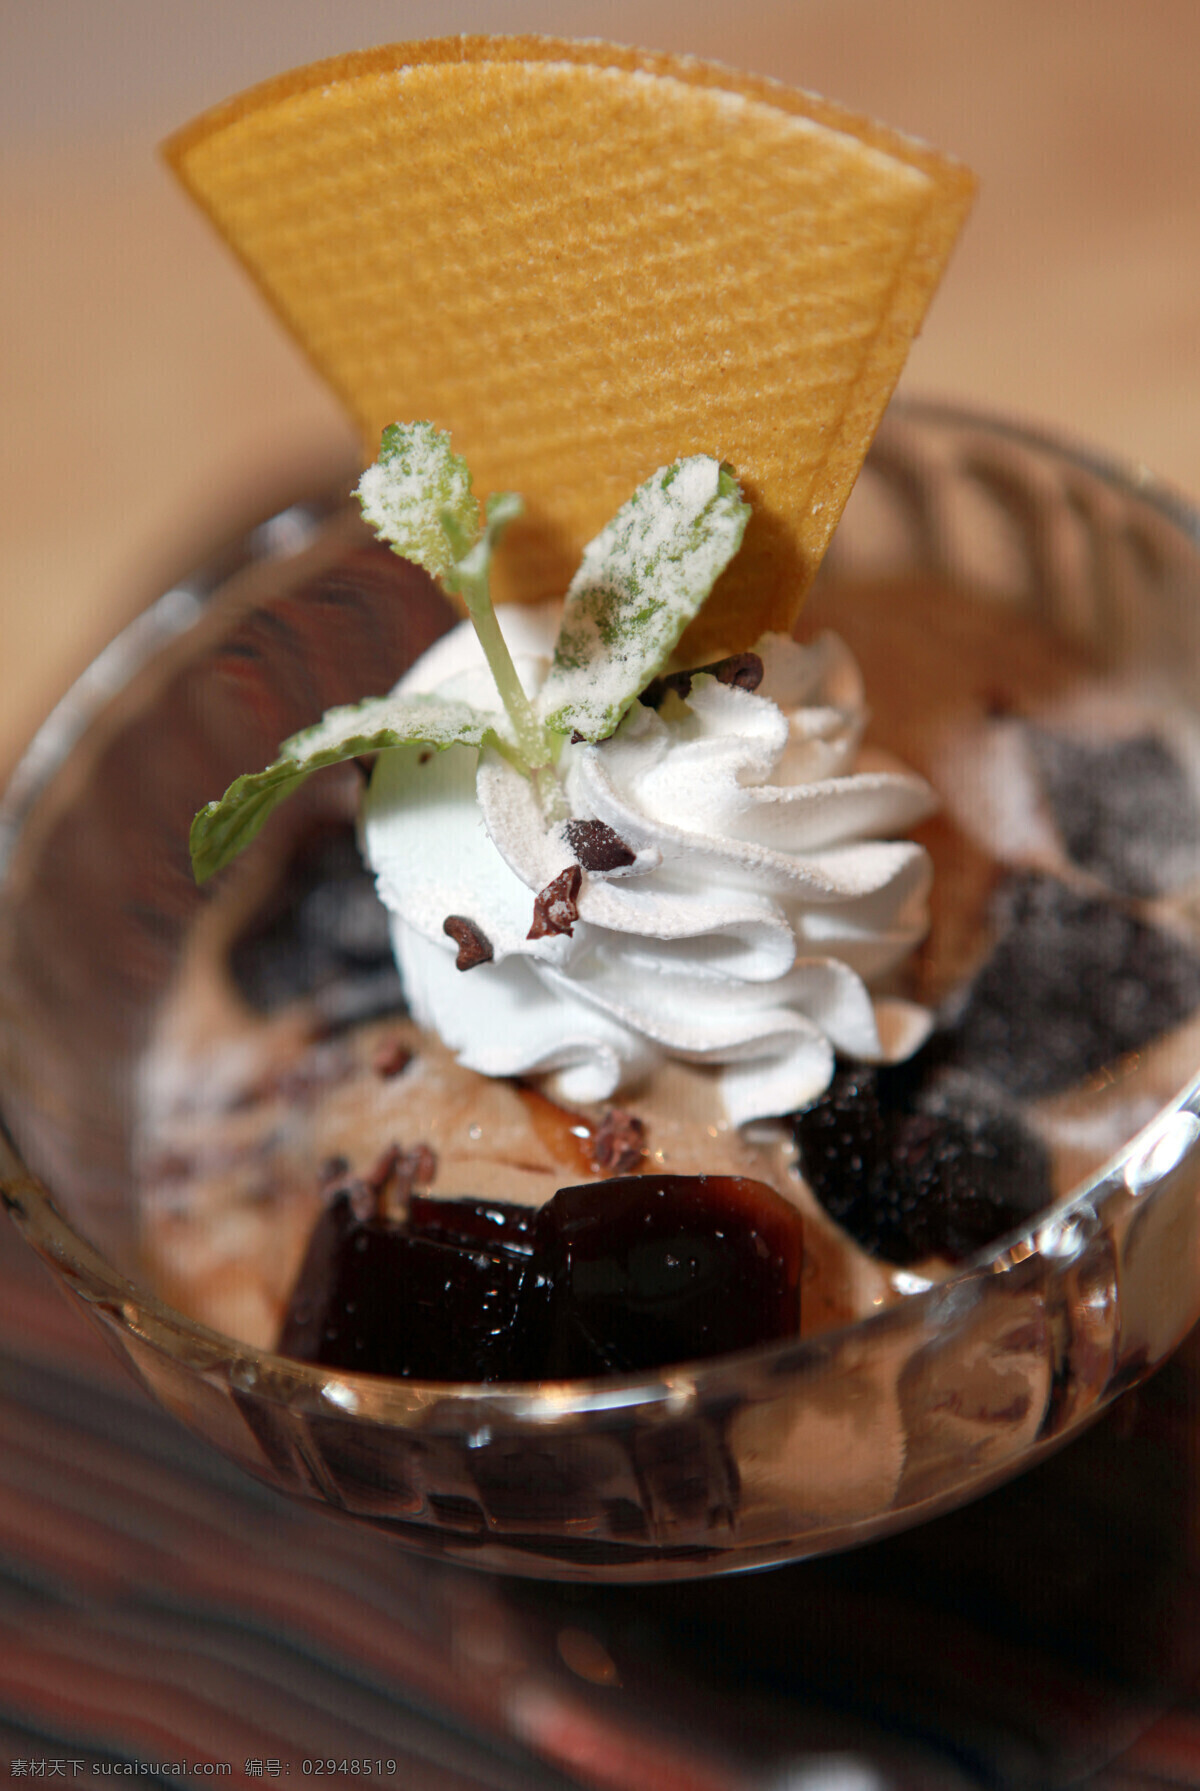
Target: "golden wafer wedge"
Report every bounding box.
[165,36,974,656]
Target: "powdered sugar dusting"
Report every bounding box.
[356,421,480,581]
[539,456,750,741]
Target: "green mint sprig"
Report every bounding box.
[189,423,751,886]
[538,458,749,743]
[356,420,481,582]
[189,695,495,885]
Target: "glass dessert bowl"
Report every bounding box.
[5,398,1200,1582]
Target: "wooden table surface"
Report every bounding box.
[3,0,1199,777]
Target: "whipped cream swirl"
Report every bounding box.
[362,605,936,1126]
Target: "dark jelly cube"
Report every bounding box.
[277,1191,547,1381]
[408,1194,537,1257]
[945,872,1200,1098]
[1026,727,1200,897]
[377,1235,546,1381]
[276,1189,363,1364]
[795,1063,1052,1267]
[536,1173,804,1377]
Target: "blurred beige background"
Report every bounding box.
[3,0,1199,776]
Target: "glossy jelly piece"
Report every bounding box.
[795,1061,1052,1266]
[277,1191,547,1380]
[536,1173,804,1377]
[408,1193,538,1257]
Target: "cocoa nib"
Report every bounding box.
[398,1142,438,1191]
[640,650,764,709]
[591,1108,646,1175]
[359,1141,439,1220]
[528,864,583,939]
[372,1035,414,1079]
[709,651,765,693]
[563,819,636,872]
[443,914,494,969]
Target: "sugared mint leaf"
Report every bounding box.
[356,422,480,581]
[538,458,750,742]
[190,693,494,884]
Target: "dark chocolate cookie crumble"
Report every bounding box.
[795,1060,1052,1266]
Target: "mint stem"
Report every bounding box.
[460,581,549,771]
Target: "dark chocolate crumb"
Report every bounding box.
[563,819,637,872]
[443,914,494,970]
[1026,728,1200,896]
[943,872,1200,1097]
[794,1061,1051,1266]
[591,1108,647,1175]
[528,864,583,939]
[570,730,586,745]
[418,749,433,765]
[640,651,765,710]
[229,822,401,1019]
[373,1036,414,1079]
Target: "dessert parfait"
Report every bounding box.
[7,37,1200,1575]
[148,35,987,1379]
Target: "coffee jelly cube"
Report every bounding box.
[408,1193,537,1256]
[277,1189,363,1365]
[278,1191,546,1381]
[536,1173,804,1377]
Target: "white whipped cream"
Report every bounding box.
[361,605,936,1126]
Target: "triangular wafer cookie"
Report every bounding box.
[165,36,974,656]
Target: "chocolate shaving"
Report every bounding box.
[640,650,764,710]
[528,864,583,939]
[373,1036,414,1079]
[591,1108,647,1176]
[443,914,494,969]
[563,819,636,872]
